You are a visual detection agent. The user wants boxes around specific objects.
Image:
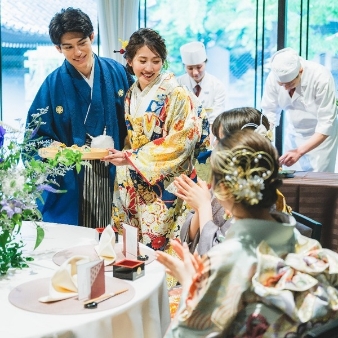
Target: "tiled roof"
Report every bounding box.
[1,0,97,46]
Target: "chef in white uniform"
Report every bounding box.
[261,47,338,172]
[177,41,226,138]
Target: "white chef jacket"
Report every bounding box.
[261,58,338,172]
[177,72,227,124]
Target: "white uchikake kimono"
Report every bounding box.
[261,58,338,172]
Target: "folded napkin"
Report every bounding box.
[94,225,117,266]
[39,255,89,303]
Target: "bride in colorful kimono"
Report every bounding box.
[156,129,338,337]
[103,28,209,258]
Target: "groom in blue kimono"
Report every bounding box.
[26,8,133,226]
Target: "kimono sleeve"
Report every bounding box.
[166,240,253,337]
[126,87,208,185]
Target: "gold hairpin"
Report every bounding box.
[214,146,274,205]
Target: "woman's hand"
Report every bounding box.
[174,175,211,212]
[102,148,129,166]
[156,240,203,288]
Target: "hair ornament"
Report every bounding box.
[215,146,274,205]
[241,114,273,141]
[114,38,128,54]
[162,59,169,70]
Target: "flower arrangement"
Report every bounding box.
[0,108,86,275]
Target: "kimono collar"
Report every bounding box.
[225,211,296,254]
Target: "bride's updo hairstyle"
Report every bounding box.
[124,28,167,76]
[211,129,282,209]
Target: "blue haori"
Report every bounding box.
[26,54,133,226]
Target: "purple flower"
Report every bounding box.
[30,125,39,139]
[1,204,15,218]
[30,120,41,139]
[1,199,25,219]
[37,184,62,193]
[0,125,6,148]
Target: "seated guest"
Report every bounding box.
[176,107,311,256]
[157,129,338,337]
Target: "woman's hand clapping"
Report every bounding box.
[174,174,211,212]
[156,240,204,290]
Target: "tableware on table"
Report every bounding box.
[279,169,296,178]
[52,243,156,271]
[77,259,105,301]
[94,225,117,266]
[96,226,119,242]
[122,223,139,258]
[113,260,145,281]
[39,255,89,303]
[84,288,129,309]
[8,276,134,314]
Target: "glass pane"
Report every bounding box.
[1,0,98,126]
[287,1,338,89]
[141,0,278,110]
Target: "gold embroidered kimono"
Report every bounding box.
[112,72,209,251]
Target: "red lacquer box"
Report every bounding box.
[112,259,145,281]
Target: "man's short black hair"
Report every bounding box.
[49,7,94,45]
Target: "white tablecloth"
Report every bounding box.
[0,222,170,338]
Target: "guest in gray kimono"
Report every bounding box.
[176,107,311,255]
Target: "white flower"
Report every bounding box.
[2,170,25,197]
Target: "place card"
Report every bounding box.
[122,223,139,259]
[77,259,105,301]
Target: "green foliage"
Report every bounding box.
[34,225,45,250]
[0,229,28,275]
[0,107,86,275]
[144,0,338,77]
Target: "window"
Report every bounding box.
[1,0,98,126]
[140,0,279,109]
[140,0,338,109]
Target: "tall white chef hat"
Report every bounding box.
[180,41,207,65]
[271,47,301,83]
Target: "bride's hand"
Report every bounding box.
[102,148,129,166]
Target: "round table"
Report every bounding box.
[0,222,171,338]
